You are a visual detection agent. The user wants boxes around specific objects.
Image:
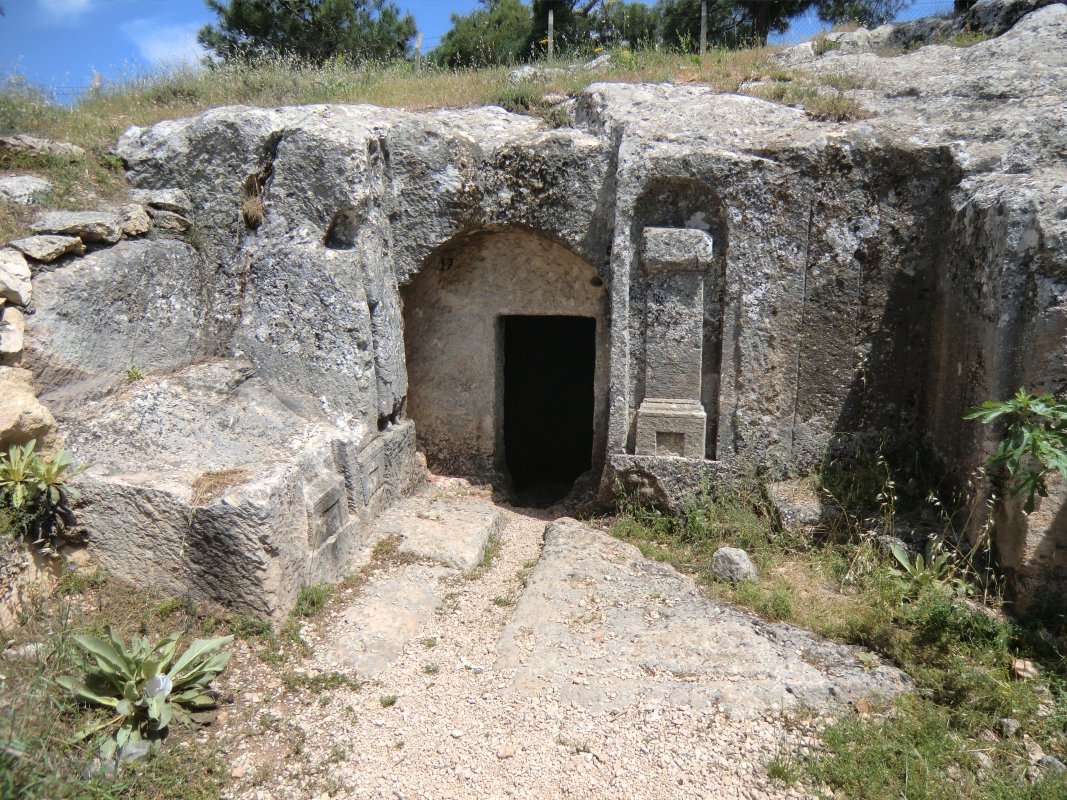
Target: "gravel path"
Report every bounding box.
[212,488,831,800]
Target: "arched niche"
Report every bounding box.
[401,227,609,503]
[631,178,728,459]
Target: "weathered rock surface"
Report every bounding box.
[373,495,506,572]
[0,175,50,204]
[0,306,25,364]
[146,207,190,231]
[8,235,85,263]
[0,366,58,451]
[0,249,32,305]
[0,134,84,160]
[119,204,151,237]
[30,210,124,243]
[711,546,759,582]
[48,358,422,619]
[326,565,450,677]
[496,520,908,718]
[777,0,1062,65]
[130,187,192,215]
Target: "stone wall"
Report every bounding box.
[7,3,1065,616]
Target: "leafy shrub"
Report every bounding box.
[965,390,1067,512]
[56,626,233,770]
[0,440,86,555]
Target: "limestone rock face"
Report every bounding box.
[20,3,1067,615]
[119,204,151,237]
[0,249,32,305]
[0,367,58,452]
[8,235,86,263]
[0,306,25,365]
[130,187,192,215]
[30,211,124,243]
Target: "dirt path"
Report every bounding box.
[208,486,883,800]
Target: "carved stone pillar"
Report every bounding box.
[635,227,712,459]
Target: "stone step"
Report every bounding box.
[495,518,911,719]
[326,564,451,679]
[370,494,506,572]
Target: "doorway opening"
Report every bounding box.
[503,315,596,506]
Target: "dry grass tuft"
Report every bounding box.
[191,467,251,506]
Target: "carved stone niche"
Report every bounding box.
[634,227,713,459]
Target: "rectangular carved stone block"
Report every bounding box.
[640,227,715,273]
[635,399,706,459]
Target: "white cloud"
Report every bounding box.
[38,0,92,23]
[39,0,92,16]
[122,19,206,67]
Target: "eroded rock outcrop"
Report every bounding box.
[14,3,1066,616]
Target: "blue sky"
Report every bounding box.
[0,0,952,102]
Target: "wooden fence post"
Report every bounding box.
[548,8,555,61]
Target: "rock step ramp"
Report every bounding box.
[227,496,909,799]
[324,494,907,716]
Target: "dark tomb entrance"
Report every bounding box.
[502,315,596,506]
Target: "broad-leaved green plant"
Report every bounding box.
[0,439,86,554]
[56,626,233,765]
[965,390,1067,512]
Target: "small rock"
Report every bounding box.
[147,207,191,232]
[973,750,993,772]
[120,204,152,237]
[0,306,25,363]
[0,249,32,305]
[506,64,569,84]
[711,547,758,583]
[767,478,834,533]
[31,210,124,243]
[583,53,612,71]
[0,134,85,160]
[1038,755,1067,773]
[1,641,44,660]
[1012,658,1039,680]
[0,175,51,204]
[998,718,1021,738]
[230,766,247,779]
[497,744,516,759]
[8,235,85,263]
[450,729,464,739]
[131,187,192,215]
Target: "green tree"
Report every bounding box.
[433,0,533,68]
[602,1,662,48]
[527,0,604,56]
[738,0,911,44]
[198,0,416,64]
[658,0,747,50]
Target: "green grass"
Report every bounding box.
[607,456,1067,800]
[950,29,992,48]
[281,671,360,694]
[291,582,331,618]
